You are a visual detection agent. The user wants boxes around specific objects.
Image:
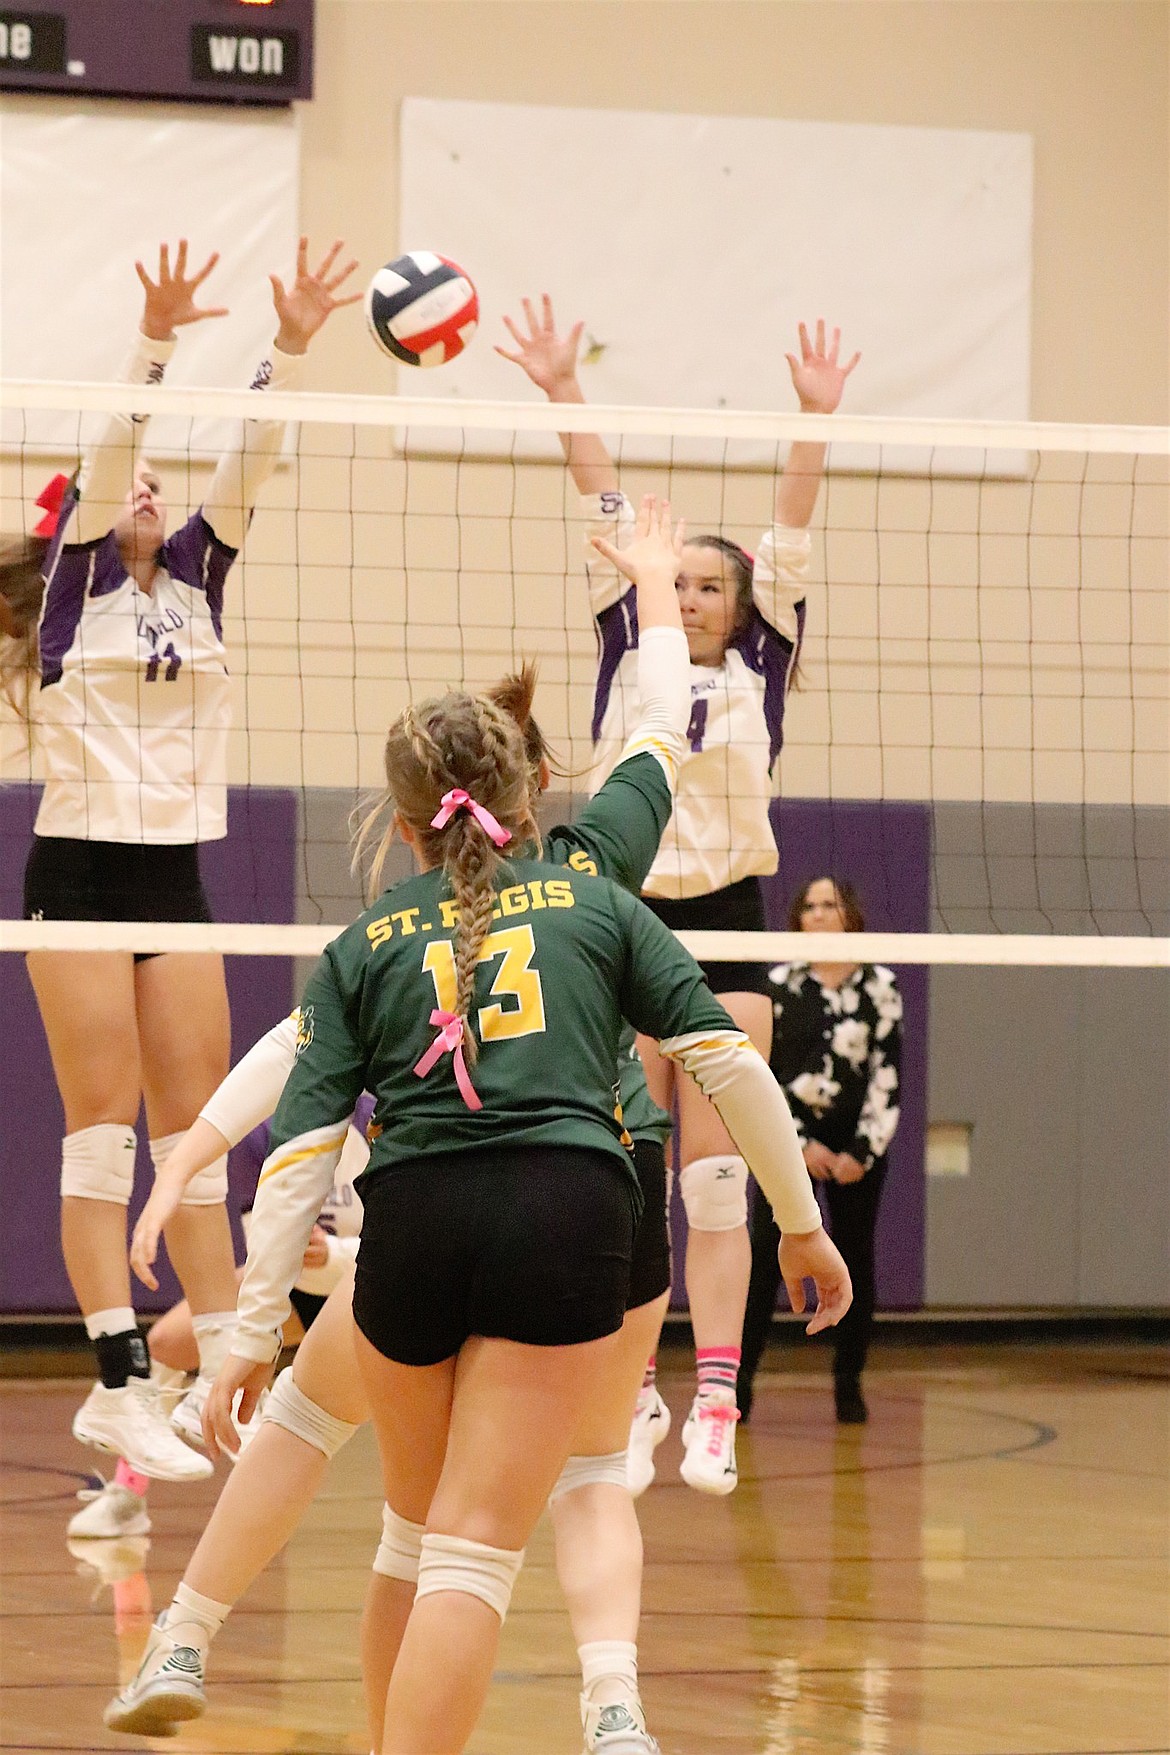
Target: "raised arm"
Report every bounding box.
[67,242,228,545]
[774,319,860,531]
[201,236,361,549]
[496,294,618,498]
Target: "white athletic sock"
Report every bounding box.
[160,1581,231,1649]
[192,1313,237,1379]
[84,1307,137,1341]
[579,1638,639,1698]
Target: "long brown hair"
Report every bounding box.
[0,533,49,719]
[787,876,866,933]
[353,689,540,1060]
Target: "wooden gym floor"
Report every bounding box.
[1,1338,1166,1754]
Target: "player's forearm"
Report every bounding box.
[661,1030,823,1234]
[545,377,619,497]
[233,1122,349,1362]
[774,438,828,531]
[201,344,303,549]
[198,1013,299,1146]
[70,330,175,544]
[615,626,690,787]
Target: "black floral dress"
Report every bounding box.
[740,961,903,1394]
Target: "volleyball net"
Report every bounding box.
[1,381,1167,969]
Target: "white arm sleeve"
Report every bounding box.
[234,1122,349,1363]
[613,625,690,787]
[200,344,303,550]
[659,1030,822,1235]
[70,330,176,545]
[582,489,637,616]
[198,1013,299,1147]
[752,524,811,643]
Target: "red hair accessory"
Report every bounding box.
[430,788,511,847]
[33,474,70,539]
[413,1010,482,1112]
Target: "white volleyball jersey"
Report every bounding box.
[584,491,808,899]
[33,331,300,844]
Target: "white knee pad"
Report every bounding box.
[679,1155,748,1232]
[262,1366,359,1460]
[372,1503,427,1582]
[548,1449,630,1504]
[150,1131,228,1206]
[415,1531,525,1623]
[60,1124,137,1204]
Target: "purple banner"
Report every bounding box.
[669,797,930,1311]
[0,786,296,1314]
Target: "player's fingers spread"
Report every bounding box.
[843,351,861,376]
[783,1271,807,1313]
[175,238,188,277]
[521,296,537,334]
[541,292,555,330]
[315,238,343,280]
[159,241,171,278]
[135,261,152,291]
[829,325,840,363]
[815,317,826,354]
[798,320,810,357]
[192,251,220,286]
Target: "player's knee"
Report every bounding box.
[263,1366,359,1459]
[149,1131,228,1206]
[415,1532,525,1623]
[680,1155,748,1232]
[371,1503,427,1582]
[60,1123,137,1204]
[548,1449,629,1504]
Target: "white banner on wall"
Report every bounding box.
[399,97,1033,468]
[0,98,300,459]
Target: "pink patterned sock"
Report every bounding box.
[114,1456,150,1497]
[696,1347,741,1401]
[641,1356,657,1394]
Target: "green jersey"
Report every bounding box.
[268,857,731,1196]
[543,752,674,1146]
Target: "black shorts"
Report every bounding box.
[628,1138,671,1310]
[643,874,772,997]
[353,1146,637,1367]
[288,1287,327,1331]
[23,837,213,963]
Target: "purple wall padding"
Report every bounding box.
[0,787,295,1314]
[669,798,930,1311]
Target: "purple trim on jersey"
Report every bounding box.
[354,1092,376,1135]
[161,511,238,644]
[37,541,97,688]
[591,585,639,744]
[729,599,806,768]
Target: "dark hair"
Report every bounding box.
[687,533,754,635]
[787,876,866,934]
[0,533,49,719]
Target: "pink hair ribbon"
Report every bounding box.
[33,473,70,539]
[413,1009,483,1112]
[430,787,512,847]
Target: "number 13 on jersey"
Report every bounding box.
[423,926,547,1041]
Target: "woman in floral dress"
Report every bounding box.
[738,876,902,1424]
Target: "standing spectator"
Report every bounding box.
[739,877,902,1424]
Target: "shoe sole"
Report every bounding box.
[72,1419,212,1483]
[104,1684,205,1734]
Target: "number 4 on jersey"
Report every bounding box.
[686,697,708,752]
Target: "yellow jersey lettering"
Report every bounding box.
[498,884,529,918]
[438,898,461,929]
[545,878,575,909]
[568,849,598,876]
[366,915,393,950]
[390,907,421,936]
[526,880,548,910]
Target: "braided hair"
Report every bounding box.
[354,689,540,1061]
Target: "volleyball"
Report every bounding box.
[364,251,479,368]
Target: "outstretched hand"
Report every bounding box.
[590,494,686,592]
[271,236,362,356]
[495,294,584,396]
[136,240,229,342]
[202,1353,273,1461]
[778,1225,853,1334]
[128,1167,188,1291]
[785,319,860,415]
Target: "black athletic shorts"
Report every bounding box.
[643,873,772,997]
[23,837,213,963]
[352,1146,637,1366]
[288,1287,327,1331]
[628,1138,671,1310]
